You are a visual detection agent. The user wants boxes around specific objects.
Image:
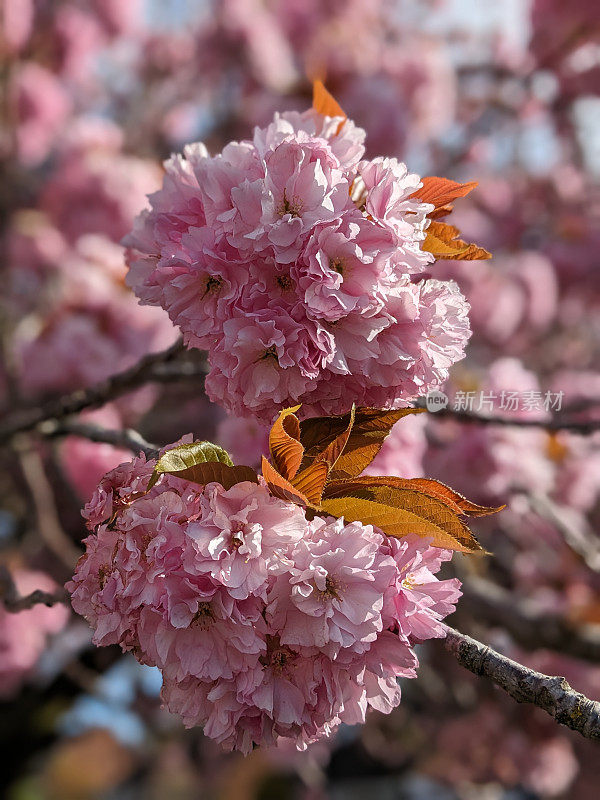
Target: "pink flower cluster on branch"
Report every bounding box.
[67,446,461,752]
[125,89,485,421]
[0,570,69,697]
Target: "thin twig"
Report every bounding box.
[527,493,600,572]
[461,577,600,663]
[0,339,189,444]
[413,400,600,434]
[1,342,597,445]
[15,439,82,569]
[0,566,69,613]
[40,419,160,460]
[444,627,600,741]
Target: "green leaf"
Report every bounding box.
[148,441,234,489]
[164,462,259,491]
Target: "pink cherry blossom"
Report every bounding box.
[186,481,306,600]
[216,414,269,469]
[267,517,397,656]
[254,136,351,263]
[383,535,462,640]
[205,305,334,417]
[125,104,471,421]
[355,156,434,273]
[364,412,427,479]
[42,133,162,244]
[1,0,34,53]
[11,63,72,167]
[294,210,393,322]
[60,406,132,501]
[0,570,69,698]
[68,447,462,752]
[12,234,176,398]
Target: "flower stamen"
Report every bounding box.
[192,602,215,630]
[275,274,294,291]
[329,256,345,276]
[318,574,342,601]
[201,276,222,299]
[278,189,303,218]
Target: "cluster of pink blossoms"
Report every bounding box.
[125,108,471,419]
[67,447,461,752]
[0,570,69,697]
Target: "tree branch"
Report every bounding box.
[0,566,69,613]
[527,493,600,572]
[413,400,600,434]
[40,419,160,460]
[444,627,600,741]
[0,339,197,445]
[1,343,597,446]
[15,440,82,569]
[461,577,600,663]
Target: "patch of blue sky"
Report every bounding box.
[517,116,562,175]
[144,0,212,31]
[59,695,146,745]
[57,657,162,746]
[422,0,532,62]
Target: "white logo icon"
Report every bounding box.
[425,390,449,412]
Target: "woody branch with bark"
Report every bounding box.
[3,397,600,743]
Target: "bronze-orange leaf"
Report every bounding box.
[327,408,426,480]
[394,478,504,517]
[320,494,482,553]
[261,456,311,507]
[268,405,304,481]
[422,220,491,261]
[312,80,346,133]
[314,404,356,470]
[411,176,478,211]
[324,476,502,517]
[328,483,482,550]
[262,406,500,553]
[299,407,425,479]
[291,462,329,506]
